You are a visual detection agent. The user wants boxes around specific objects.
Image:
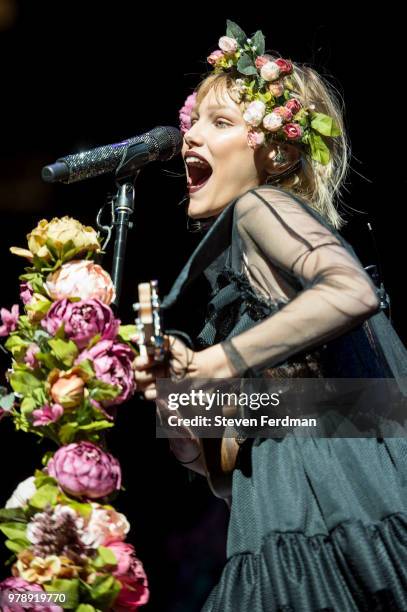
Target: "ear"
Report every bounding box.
[261,142,302,178]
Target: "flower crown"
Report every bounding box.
[179,20,341,165]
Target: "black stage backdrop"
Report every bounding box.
[0,4,404,611]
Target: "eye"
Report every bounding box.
[215,118,231,128]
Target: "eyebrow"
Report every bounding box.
[191,105,237,116]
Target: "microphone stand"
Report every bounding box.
[96,144,147,312]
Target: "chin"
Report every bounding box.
[187,198,214,219]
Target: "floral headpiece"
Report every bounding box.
[179,20,341,165]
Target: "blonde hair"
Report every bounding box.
[194,66,350,230]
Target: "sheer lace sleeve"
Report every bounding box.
[221,187,380,376]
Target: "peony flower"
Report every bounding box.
[32,403,64,427]
[247,129,266,149]
[218,36,238,54]
[107,541,135,576]
[81,504,130,547]
[49,371,85,409]
[285,98,302,115]
[24,343,40,369]
[260,61,281,82]
[45,260,116,305]
[275,58,293,74]
[47,441,122,499]
[75,339,136,406]
[41,298,120,350]
[114,555,149,611]
[255,55,269,70]
[0,304,19,337]
[283,123,303,139]
[207,50,224,65]
[5,476,36,509]
[273,106,293,122]
[0,577,62,612]
[263,112,284,132]
[19,281,34,305]
[268,81,285,97]
[179,92,197,134]
[243,100,266,127]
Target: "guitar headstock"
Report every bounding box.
[132,280,168,362]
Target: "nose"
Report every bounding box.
[183,120,205,148]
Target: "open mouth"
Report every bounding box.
[185,156,213,193]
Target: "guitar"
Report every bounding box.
[132,281,237,501]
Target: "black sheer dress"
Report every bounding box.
[162,185,407,611]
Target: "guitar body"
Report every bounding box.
[200,436,239,501]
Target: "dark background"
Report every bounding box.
[0,3,404,611]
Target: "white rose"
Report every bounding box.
[5,476,36,509]
[81,504,130,548]
[218,36,238,54]
[263,112,284,132]
[243,101,266,127]
[260,61,281,82]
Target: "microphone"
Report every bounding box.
[41,126,183,184]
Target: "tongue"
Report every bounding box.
[189,165,212,187]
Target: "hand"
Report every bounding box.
[133,336,235,400]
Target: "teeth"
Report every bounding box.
[185,156,210,167]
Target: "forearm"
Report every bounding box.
[168,437,206,476]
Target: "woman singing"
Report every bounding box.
[134,20,407,611]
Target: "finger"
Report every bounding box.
[134,369,156,385]
[145,386,157,400]
[133,354,156,371]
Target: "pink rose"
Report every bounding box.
[243,100,266,127]
[47,441,122,500]
[76,339,136,407]
[268,81,285,97]
[275,58,293,74]
[50,372,85,408]
[108,541,135,576]
[247,130,266,150]
[260,61,280,82]
[263,112,284,132]
[45,260,116,305]
[81,504,130,547]
[113,555,149,611]
[283,123,303,140]
[285,99,302,115]
[255,56,269,70]
[41,298,120,350]
[0,577,62,612]
[218,36,238,54]
[273,106,293,122]
[32,403,64,427]
[0,304,19,337]
[179,92,197,135]
[207,50,224,65]
[19,282,34,306]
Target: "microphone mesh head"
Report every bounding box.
[145,126,183,161]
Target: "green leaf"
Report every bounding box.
[0,508,27,523]
[48,338,79,367]
[59,422,79,444]
[117,325,137,343]
[27,296,53,315]
[308,131,331,165]
[78,420,114,433]
[4,538,28,554]
[0,522,28,541]
[89,575,121,609]
[34,469,56,488]
[4,335,29,359]
[0,392,15,411]
[76,606,96,612]
[58,495,92,518]
[93,546,117,569]
[29,483,58,509]
[77,358,95,378]
[237,53,258,76]
[44,578,79,609]
[252,30,265,55]
[35,350,59,369]
[311,112,341,137]
[88,379,121,401]
[226,20,247,46]
[10,370,42,395]
[21,396,37,417]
